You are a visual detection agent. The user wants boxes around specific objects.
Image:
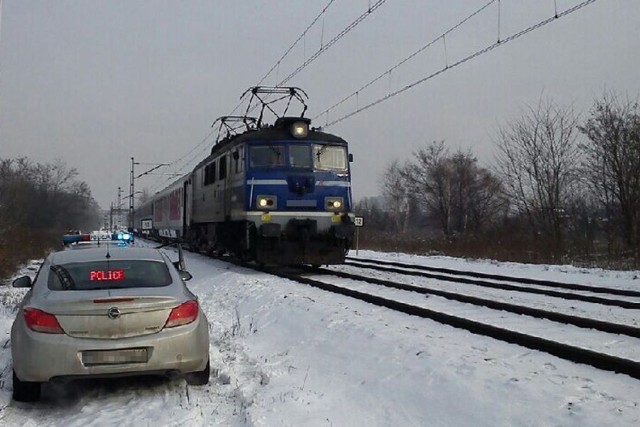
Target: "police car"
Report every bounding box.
[11,236,209,402]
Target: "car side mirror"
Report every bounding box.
[348,153,354,162]
[178,270,193,282]
[13,276,32,288]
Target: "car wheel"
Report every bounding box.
[185,359,210,386]
[12,370,41,402]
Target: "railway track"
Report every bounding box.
[159,242,640,381]
[344,257,640,309]
[346,256,640,296]
[261,263,640,381]
[312,265,640,338]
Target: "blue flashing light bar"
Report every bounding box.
[112,232,133,242]
[63,231,134,246]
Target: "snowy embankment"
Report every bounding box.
[0,246,638,426]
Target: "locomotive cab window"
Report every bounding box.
[314,145,348,171]
[289,145,312,169]
[250,145,285,168]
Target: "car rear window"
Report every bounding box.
[48,260,172,290]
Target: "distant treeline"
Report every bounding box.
[0,157,101,279]
[357,92,640,269]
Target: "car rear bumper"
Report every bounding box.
[11,313,209,383]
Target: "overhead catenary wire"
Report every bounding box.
[257,0,337,88]
[314,0,497,123]
[321,0,599,128]
[228,0,338,116]
[140,0,598,199]
[276,0,389,87]
[232,0,388,120]
[149,0,381,194]
[144,2,339,196]
[145,128,216,195]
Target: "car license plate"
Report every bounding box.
[82,348,149,365]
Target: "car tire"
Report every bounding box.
[185,359,210,386]
[12,370,41,402]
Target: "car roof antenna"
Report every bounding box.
[105,244,111,259]
[172,243,186,271]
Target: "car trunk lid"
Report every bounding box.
[43,292,182,339]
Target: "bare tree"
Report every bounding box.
[0,157,100,232]
[495,99,582,253]
[402,142,506,238]
[404,141,453,237]
[450,151,474,234]
[467,166,507,232]
[380,160,411,233]
[579,93,640,257]
[138,187,151,205]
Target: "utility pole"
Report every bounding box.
[109,202,114,231]
[117,186,123,228]
[129,157,135,231]
[128,157,175,232]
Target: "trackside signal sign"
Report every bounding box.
[354,216,364,227]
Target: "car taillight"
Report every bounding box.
[23,308,64,334]
[164,300,199,328]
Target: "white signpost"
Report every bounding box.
[354,216,364,255]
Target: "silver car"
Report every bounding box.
[11,246,210,402]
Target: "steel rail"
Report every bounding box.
[266,267,640,380]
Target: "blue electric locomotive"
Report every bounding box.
[136,87,356,266]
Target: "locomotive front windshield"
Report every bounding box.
[249,143,347,171]
[313,145,347,170]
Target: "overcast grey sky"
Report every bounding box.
[1,0,639,210]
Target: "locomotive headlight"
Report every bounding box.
[257,196,276,209]
[290,121,309,138]
[325,197,344,211]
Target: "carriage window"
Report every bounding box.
[289,145,312,168]
[314,145,347,170]
[250,146,285,167]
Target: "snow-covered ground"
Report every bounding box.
[0,247,638,426]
